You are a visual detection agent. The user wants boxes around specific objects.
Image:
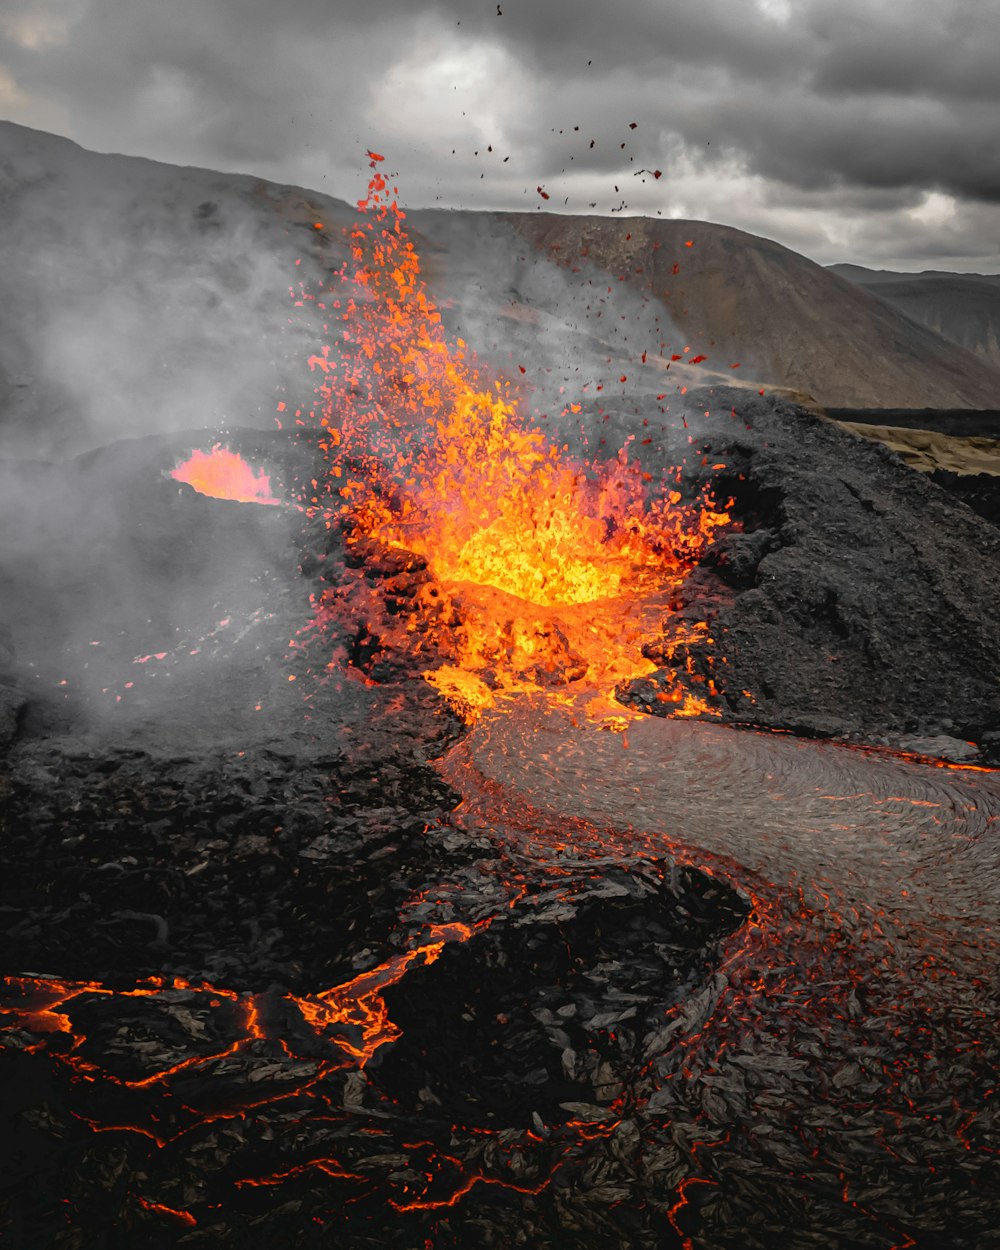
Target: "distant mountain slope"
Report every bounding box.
[487,214,1000,409]
[828,264,1000,370]
[829,263,1000,287]
[1,120,999,458]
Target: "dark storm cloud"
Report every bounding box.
[694,81,1000,201]
[1,0,999,267]
[807,0,1000,101]
[467,0,1000,206]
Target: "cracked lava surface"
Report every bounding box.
[5,696,997,1248]
[444,700,1000,1245]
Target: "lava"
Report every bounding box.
[300,152,732,717]
[171,444,281,505]
[1,923,481,1097]
[6,716,996,1243]
[136,1198,197,1227]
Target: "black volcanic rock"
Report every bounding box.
[620,389,1000,748]
[930,469,1000,530]
[825,407,1000,439]
[0,623,25,751]
[0,683,24,753]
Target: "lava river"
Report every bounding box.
[441,699,1000,1247]
[5,699,997,1248]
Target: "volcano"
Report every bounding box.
[1,136,1000,1250]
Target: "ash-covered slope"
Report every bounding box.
[623,388,1000,752]
[829,263,1000,371]
[830,264,1000,287]
[492,214,1000,409]
[0,123,355,457]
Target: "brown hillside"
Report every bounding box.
[3,119,1000,460]
[496,215,1000,409]
[830,267,1000,370]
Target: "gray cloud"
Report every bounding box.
[1,0,998,269]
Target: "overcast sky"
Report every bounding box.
[2,0,999,271]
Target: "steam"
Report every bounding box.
[0,123,341,460]
[404,209,703,464]
[0,125,341,727]
[0,435,304,737]
[0,121,754,471]
[396,208,775,492]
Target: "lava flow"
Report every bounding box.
[446,704,1000,1248]
[171,444,280,505]
[300,151,732,718]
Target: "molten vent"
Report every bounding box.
[301,153,733,717]
[171,445,280,506]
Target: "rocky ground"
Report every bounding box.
[618,390,1000,755]
[452,700,1000,1250]
[1,390,999,1248]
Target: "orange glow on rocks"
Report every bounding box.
[0,923,483,1113]
[171,445,280,506]
[304,153,732,717]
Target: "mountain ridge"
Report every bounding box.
[829,263,1000,370]
[1,120,999,458]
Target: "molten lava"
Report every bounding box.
[171,445,280,506]
[303,153,732,716]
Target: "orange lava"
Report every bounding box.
[0,923,480,1096]
[171,445,280,505]
[137,1198,197,1227]
[303,153,732,717]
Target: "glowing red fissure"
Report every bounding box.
[1,920,480,1089]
